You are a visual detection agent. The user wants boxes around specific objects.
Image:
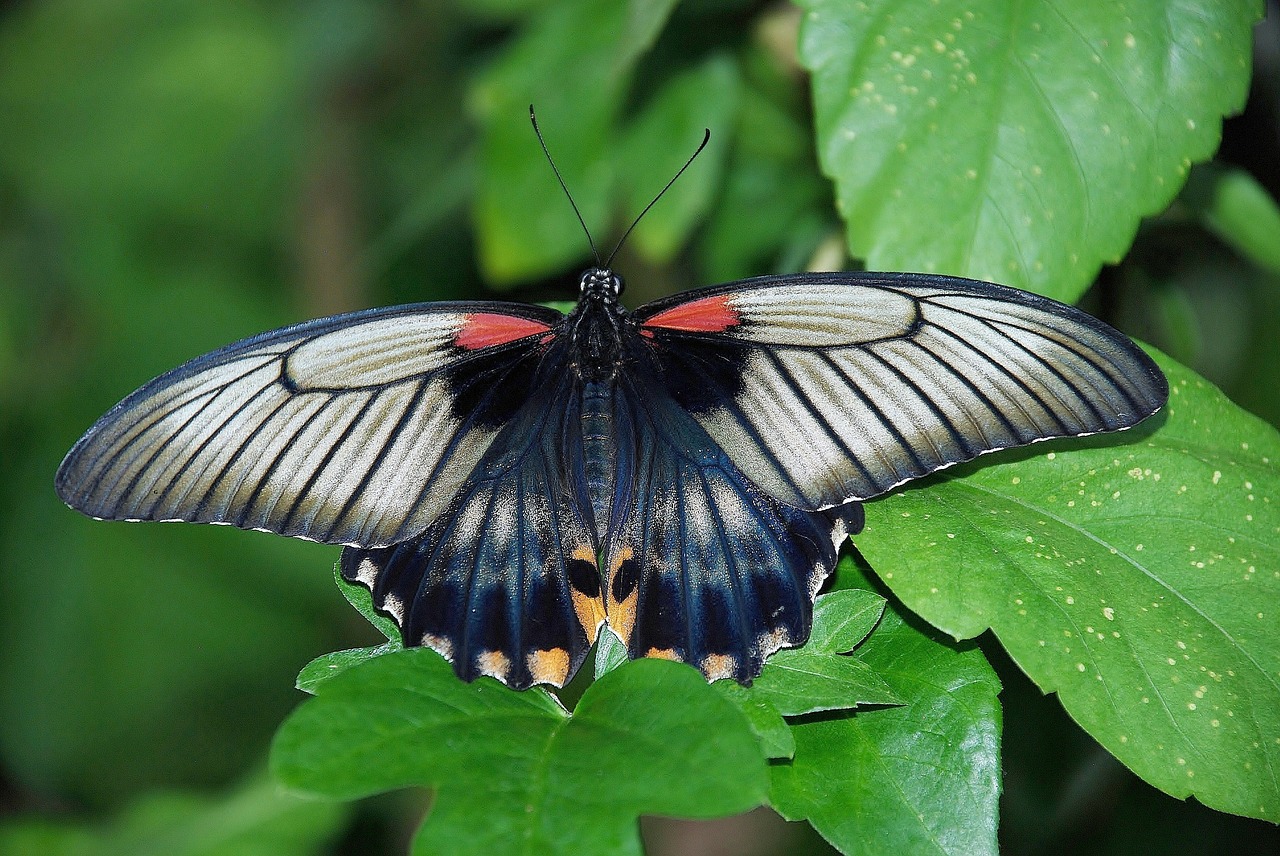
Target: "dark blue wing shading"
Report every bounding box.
[55,302,561,548]
[601,362,862,684]
[340,359,603,690]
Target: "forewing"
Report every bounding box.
[601,368,861,683]
[341,365,602,690]
[636,271,1169,510]
[55,302,561,547]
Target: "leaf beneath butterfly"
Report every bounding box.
[295,564,403,695]
[770,579,1002,856]
[713,683,795,761]
[857,353,1280,821]
[797,0,1260,302]
[271,652,767,856]
[744,588,902,717]
[806,588,889,653]
[749,650,902,718]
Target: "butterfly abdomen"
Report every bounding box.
[581,380,617,538]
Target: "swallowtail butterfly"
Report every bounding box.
[55,117,1167,690]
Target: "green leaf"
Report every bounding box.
[594,627,630,680]
[858,353,1280,820]
[0,775,347,856]
[617,53,740,263]
[335,559,402,644]
[714,682,795,760]
[797,0,1260,301]
[750,648,903,717]
[1183,164,1280,274]
[272,651,767,856]
[770,593,1002,856]
[470,0,679,282]
[295,643,399,696]
[723,589,897,717]
[807,587,886,653]
[296,563,403,694]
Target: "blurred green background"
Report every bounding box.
[1,1,1278,854]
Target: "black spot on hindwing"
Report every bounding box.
[610,557,639,603]
[635,575,683,653]
[567,556,601,598]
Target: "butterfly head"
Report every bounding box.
[579,268,624,304]
[571,268,627,380]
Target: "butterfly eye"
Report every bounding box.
[611,274,625,297]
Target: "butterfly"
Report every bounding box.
[55,261,1168,689]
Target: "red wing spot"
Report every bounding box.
[642,295,740,334]
[455,313,554,350]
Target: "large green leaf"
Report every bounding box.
[770,584,1002,856]
[271,651,767,856]
[857,353,1280,820]
[797,0,1260,301]
[470,0,679,282]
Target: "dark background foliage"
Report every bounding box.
[1,1,1278,854]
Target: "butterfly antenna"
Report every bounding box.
[604,127,710,269]
[530,104,602,267]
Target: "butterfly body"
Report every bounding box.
[56,269,1167,690]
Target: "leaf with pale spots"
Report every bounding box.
[271,651,768,856]
[856,353,1280,821]
[770,575,1003,856]
[796,0,1260,302]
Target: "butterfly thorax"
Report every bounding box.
[569,268,628,383]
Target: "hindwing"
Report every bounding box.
[600,361,862,684]
[340,356,603,690]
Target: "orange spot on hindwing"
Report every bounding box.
[700,653,738,682]
[526,648,571,686]
[568,545,605,644]
[477,650,512,681]
[604,546,640,648]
